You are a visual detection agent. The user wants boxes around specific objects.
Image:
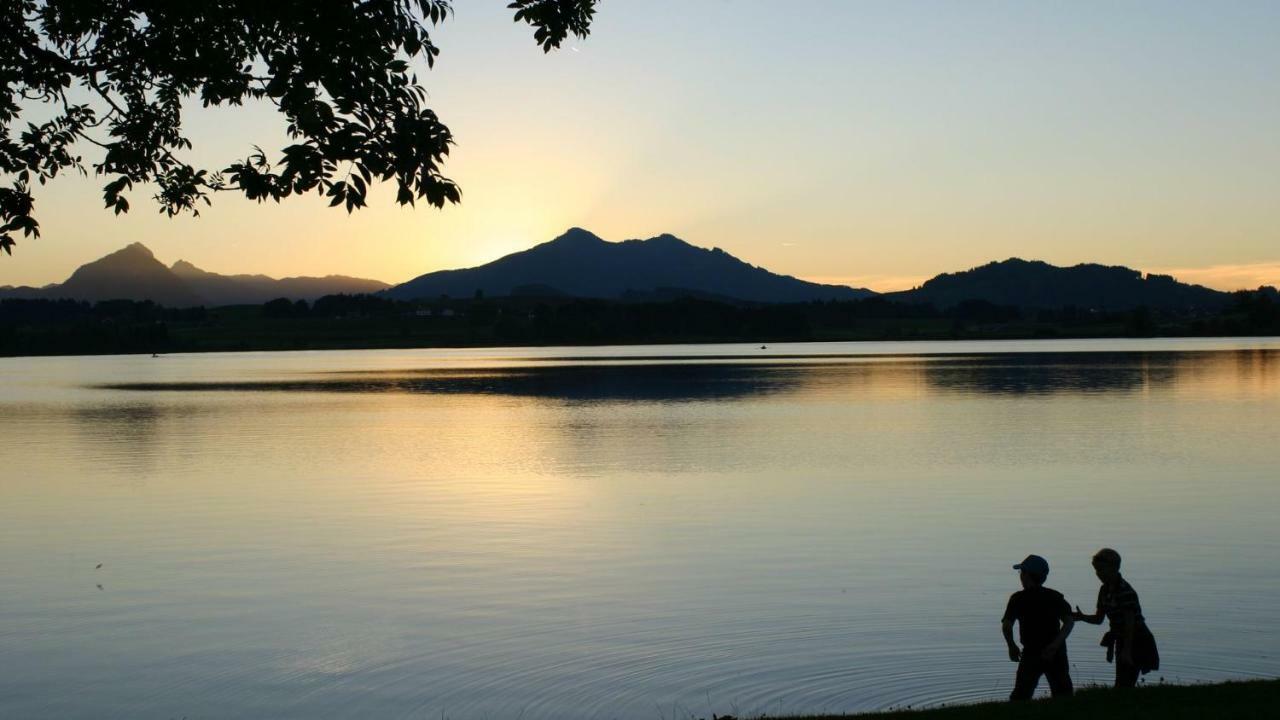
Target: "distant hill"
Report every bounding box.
[170,259,389,305]
[0,244,389,307]
[889,258,1233,311]
[33,242,205,307]
[168,260,280,306]
[2,236,1262,314]
[384,228,875,303]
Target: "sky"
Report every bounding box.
[4,1,1279,291]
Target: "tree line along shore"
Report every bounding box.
[2,290,1278,357]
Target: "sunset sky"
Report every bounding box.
[4,1,1279,291]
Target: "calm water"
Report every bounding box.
[2,338,1279,719]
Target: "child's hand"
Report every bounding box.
[1007,645,1021,663]
[1071,605,1085,621]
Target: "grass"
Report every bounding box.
[770,680,1280,720]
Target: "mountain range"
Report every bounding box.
[384,228,875,303]
[2,229,1265,311]
[0,243,389,306]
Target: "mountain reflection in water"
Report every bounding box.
[92,350,1271,400]
[2,340,1278,720]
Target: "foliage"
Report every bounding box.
[1232,288,1280,331]
[262,297,309,318]
[0,0,599,255]
[7,290,1280,357]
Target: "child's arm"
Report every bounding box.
[1072,604,1104,624]
[1041,612,1075,659]
[1001,619,1021,662]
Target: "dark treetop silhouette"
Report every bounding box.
[0,0,600,255]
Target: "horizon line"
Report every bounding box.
[7,235,1280,296]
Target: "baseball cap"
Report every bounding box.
[1013,554,1050,577]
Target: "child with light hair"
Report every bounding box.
[1073,548,1161,687]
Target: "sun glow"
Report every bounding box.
[3,2,1278,294]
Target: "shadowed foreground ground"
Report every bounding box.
[772,680,1280,720]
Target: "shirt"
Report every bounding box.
[1098,575,1144,628]
[1003,586,1071,651]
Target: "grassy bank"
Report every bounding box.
[776,680,1279,720]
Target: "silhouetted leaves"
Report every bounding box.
[0,0,599,256]
[509,0,598,52]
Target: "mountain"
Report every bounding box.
[2,237,1259,313]
[384,228,875,303]
[0,244,389,306]
[168,260,278,306]
[889,258,1232,311]
[49,242,205,307]
[0,283,49,297]
[170,260,389,305]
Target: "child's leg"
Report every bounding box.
[1113,637,1140,688]
[1115,660,1139,688]
[1045,651,1074,698]
[1009,655,1043,701]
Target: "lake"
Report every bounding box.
[2,338,1278,719]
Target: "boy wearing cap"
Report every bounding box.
[1001,554,1075,701]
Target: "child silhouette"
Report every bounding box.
[1001,554,1075,701]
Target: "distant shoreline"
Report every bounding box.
[2,294,1277,358]
[2,326,1278,360]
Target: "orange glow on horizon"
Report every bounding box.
[2,3,1277,296]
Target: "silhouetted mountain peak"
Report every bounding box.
[82,242,158,269]
[171,260,278,286]
[74,242,166,275]
[3,244,389,307]
[170,259,203,275]
[964,258,1057,274]
[626,232,695,250]
[54,241,204,307]
[120,241,154,257]
[548,227,606,246]
[385,228,875,303]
